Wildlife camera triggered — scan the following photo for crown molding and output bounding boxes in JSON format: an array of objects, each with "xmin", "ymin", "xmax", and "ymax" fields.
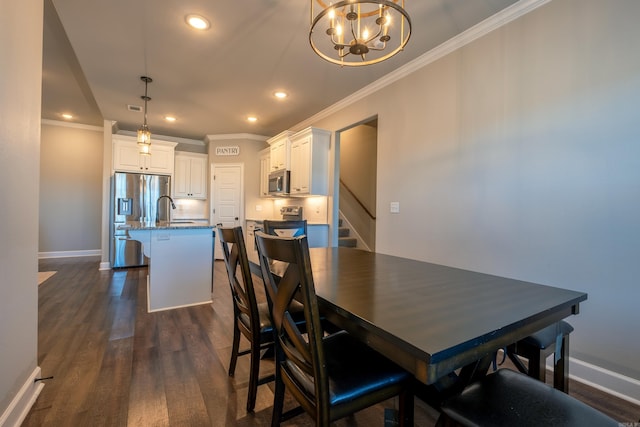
[
  {"xmin": 293, "ymin": 0, "xmax": 552, "ymax": 131},
  {"xmin": 41, "ymin": 119, "xmax": 103, "ymax": 132},
  {"xmin": 206, "ymin": 133, "xmax": 270, "ymax": 142}
]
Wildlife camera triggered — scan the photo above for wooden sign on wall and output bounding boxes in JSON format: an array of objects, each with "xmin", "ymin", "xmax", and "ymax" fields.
[{"xmin": 215, "ymin": 146, "xmax": 240, "ymax": 156}]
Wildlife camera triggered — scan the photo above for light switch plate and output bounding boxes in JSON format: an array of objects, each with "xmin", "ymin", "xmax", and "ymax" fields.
[{"xmin": 390, "ymin": 202, "xmax": 400, "ymax": 214}]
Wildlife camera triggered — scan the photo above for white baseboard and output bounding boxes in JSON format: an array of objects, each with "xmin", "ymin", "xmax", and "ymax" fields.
[
  {"xmin": 0, "ymin": 367, "xmax": 44, "ymax": 427},
  {"xmin": 569, "ymin": 358, "xmax": 640, "ymax": 406},
  {"xmin": 38, "ymin": 249, "xmax": 101, "ymax": 259},
  {"xmin": 99, "ymin": 261, "xmax": 111, "ymax": 270}
]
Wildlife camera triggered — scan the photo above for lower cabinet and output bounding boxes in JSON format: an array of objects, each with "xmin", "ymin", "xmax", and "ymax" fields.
[
  {"xmin": 245, "ymin": 220, "xmax": 329, "ymax": 265},
  {"xmin": 307, "ymin": 224, "xmax": 329, "ymax": 248}
]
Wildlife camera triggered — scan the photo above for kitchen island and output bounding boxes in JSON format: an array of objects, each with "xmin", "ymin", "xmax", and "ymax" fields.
[{"xmin": 120, "ymin": 222, "xmax": 215, "ymax": 312}]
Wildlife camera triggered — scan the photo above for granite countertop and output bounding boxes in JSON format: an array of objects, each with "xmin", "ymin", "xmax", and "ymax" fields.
[{"xmin": 118, "ymin": 221, "xmax": 214, "ymax": 231}]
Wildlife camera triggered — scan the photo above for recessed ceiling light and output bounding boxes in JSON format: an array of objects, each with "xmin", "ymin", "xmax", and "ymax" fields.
[
  {"xmin": 247, "ymin": 116, "xmax": 258, "ymax": 123},
  {"xmin": 61, "ymin": 113, "xmax": 73, "ymax": 120},
  {"xmin": 185, "ymin": 14, "xmax": 210, "ymax": 30},
  {"xmin": 274, "ymin": 91, "xmax": 288, "ymax": 99},
  {"xmin": 164, "ymin": 116, "xmax": 177, "ymax": 122}
]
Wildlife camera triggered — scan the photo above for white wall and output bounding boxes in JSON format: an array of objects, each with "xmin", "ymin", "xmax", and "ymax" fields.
[
  {"xmin": 307, "ymin": 0, "xmax": 640, "ymax": 391},
  {"xmin": 0, "ymin": 0, "xmax": 43, "ymax": 419}
]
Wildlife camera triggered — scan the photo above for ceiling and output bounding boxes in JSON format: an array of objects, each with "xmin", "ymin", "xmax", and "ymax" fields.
[{"xmin": 42, "ymin": 0, "xmax": 520, "ymax": 142}]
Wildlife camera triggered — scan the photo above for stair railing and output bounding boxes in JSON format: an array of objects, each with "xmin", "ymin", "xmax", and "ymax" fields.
[{"xmin": 339, "ymin": 179, "xmax": 376, "ymax": 220}]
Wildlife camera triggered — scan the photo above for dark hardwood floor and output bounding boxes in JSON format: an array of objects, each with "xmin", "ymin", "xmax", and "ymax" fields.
[{"xmin": 23, "ymin": 256, "xmax": 639, "ymax": 426}]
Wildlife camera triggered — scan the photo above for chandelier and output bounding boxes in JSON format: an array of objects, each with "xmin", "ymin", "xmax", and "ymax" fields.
[
  {"xmin": 137, "ymin": 76, "xmax": 153, "ymax": 155},
  {"xmin": 309, "ymin": 0, "xmax": 411, "ymax": 66}
]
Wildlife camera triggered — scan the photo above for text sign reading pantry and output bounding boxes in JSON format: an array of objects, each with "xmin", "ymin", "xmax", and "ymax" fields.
[{"xmin": 215, "ymin": 146, "xmax": 240, "ymax": 156}]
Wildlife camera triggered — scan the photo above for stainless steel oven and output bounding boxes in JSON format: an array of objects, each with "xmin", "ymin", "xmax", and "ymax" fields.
[{"xmin": 268, "ymin": 169, "xmax": 290, "ymax": 196}]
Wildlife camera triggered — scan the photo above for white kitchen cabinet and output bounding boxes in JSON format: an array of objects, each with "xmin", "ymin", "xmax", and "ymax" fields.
[
  {"xmin": 174, "ymin": 152, "xmax": 208, "ymax": 199},
  {"xmin": 289, "ymin": 127, "xmax": 331, "ymax": 196},
  {"xmin": 267, "ymin": 130, "xmax": 293, "ymax": 171},
  {"xmin": 113, "ymin": 136, "xmax": 176, "ymax": 174},
  {"xmin": 259, "ymin": 148, "xmax": 270, "ymax": 198}
]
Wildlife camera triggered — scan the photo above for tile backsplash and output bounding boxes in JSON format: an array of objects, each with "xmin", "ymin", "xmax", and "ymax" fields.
[{"xmin": 172, "ymin": 198, "xmax": 208, "ymax": 220}]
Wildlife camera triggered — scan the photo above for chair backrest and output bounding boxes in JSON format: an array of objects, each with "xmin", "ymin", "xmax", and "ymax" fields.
[
  {"xmin": 262, "ymin": 219, "xmax": 307, "ymax": 238},
  {"xmin": 218, "ymin": 226, "xmax": 261, "ymax": 335},
  {"xmin": 254, "ymin": 231, "xmax": 329, "ymax": 419}
]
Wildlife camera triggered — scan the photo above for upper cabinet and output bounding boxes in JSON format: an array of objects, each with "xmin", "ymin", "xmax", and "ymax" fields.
[
  {"xmin": 289, "ymin": 127, "xmax": 331, "ymax": 196},
  {"xmin": 259, "ymin": 147, "xmax": 271, "ymax": 198},
  {"xmin": 267, "ymin": 130, "xmax": 293, "ymax": 171},
  {"xmin": 113, "ymin": 135, "xmax": 176, "ymax": 175},
  {"xmin": 174, "ymin": 152, "xmax": 208, "ymax": 199}
]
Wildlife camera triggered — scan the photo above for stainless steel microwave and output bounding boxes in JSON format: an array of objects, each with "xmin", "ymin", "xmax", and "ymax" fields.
[{"xmin": 268, "ymin": 169, "xmax": 290, "ymax": 196}]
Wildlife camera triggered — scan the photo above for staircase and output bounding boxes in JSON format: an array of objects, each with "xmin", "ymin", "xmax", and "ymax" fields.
[{"xmin": 338, "ymin": 219, "xmax": 357, "ymax": 248}]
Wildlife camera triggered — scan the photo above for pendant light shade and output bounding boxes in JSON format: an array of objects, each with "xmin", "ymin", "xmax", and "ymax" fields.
[{"xmin": 137, "ymin": 76, "xmax": 153, "ymax": 155}]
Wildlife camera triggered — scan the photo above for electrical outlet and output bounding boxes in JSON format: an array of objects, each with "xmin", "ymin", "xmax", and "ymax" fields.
[
  {"xmin": 390, "ymin": 202, "xmax": 400, "ymax": 214},
  {"xmin": 255, "ymin": 205, "xmax": 263, "ymax": 211}
]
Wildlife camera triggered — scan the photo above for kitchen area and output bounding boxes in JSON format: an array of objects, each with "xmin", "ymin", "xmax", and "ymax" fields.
[{"xmin": 108, "ymin": 126, "xmax": 333, "ymax": 312}]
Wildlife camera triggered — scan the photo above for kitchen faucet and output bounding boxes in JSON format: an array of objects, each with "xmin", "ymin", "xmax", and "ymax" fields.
[{"xmin": 156, "ymin": 195, "xmax": 176, "ymax": 225}]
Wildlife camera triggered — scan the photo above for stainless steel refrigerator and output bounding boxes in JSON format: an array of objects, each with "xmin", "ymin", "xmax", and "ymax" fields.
[{"xmin": 111, "ymin": 172, "xmax": 172, "ymax": 268}]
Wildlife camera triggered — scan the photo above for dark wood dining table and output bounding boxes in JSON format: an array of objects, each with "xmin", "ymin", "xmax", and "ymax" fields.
[{"xmin": 308, "ymin": 247, "xmax": 587, "ymax": 390}]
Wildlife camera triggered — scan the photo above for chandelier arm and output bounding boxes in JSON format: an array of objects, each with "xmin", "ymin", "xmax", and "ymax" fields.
[
  {"xmin": 363, "ymin": 26, "xmax": 383, "ymax": 45},
  {"xmin": 367, "ymin": 43, "xmax": 388, "ymax": 52},
  {"xmin": 349, "ymin": 17, "xmax": 359, "ymax": 45},
  {"xmin": 330, "ymin": 32, "xmax": 346, "ymax": 49}
]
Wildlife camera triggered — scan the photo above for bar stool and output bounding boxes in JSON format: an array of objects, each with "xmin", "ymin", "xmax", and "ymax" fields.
[
  {"xmin": 437, "ymin": 368, "xmax": 618, "ymax": 426},
  {"xmin": 506, "ymin": 320, "xmax": 573, "ymax": 392}
]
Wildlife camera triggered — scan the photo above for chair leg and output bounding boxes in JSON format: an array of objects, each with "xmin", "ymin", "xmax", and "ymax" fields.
[
  {"xmin": 228, "ymin": 321, "xmax": 241, "ymax": 376},
  {"xmin": 528, "ymin": 350, "xmax": 547, "ymax": 385},
  {"xmin": 553, "ymin": 335, "xmax": 570, "ymax": 393},
  {"xmin": 398, "ymin": 389, "xmax": 414, "ymax": 427},
  {"xmin": 246, "ymin": 338, "xmax": 261, "ymax": 412},
  {"xmin": 271, "ymin": 369, "xmax": 285, "ymax": 427}
]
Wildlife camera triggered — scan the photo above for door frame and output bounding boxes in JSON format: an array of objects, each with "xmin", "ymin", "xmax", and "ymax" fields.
[{"xmin": 210, "ymin": 162, "xmax": 244, "ymax": 259}]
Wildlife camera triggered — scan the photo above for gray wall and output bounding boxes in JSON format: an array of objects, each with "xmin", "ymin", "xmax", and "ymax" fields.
[
  {"xmin": 40, "ymin": 123, "xmax": 104, "ymax": 253},
  {"xmin": 0, "ymin": 0, "xmax": 42, "ymax": 415},
  {"xmin": 309, "ymin": 0, "xmax": 640, "ymax": 382}
]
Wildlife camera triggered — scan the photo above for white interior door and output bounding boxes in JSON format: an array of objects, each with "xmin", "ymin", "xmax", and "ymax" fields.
[{"xmin": 211, "ymin": 163, "xmax": 243, "ymax": 259}]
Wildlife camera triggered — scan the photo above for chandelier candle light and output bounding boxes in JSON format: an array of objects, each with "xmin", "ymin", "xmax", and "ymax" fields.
[
  {"xmin": 137, "ymin": 76, "xmax": 153, "ymax": 155},
  {"xmin": 309, "ymin": 0, "xmax": 411, "ymax": 66}
]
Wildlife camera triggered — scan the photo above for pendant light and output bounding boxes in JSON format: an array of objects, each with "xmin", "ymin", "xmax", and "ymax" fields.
[{"xmin": 137, "ymin": 76, "xmax": 153, "ymax": 155}]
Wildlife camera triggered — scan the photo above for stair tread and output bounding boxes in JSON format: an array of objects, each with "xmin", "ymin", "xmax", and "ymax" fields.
[{"xmin": 339, "ymin": 237, "xmax": 357, "ymax": 248}]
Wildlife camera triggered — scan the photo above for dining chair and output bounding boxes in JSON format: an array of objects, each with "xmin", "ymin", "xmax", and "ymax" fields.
[
  {"xmin": 505, "ymin": 320, "xmax": 574, "ymax": 392},
  {"xmin": 218, "ymin": 225, "xmax": 275, "ymax": 412},
  {"xmin": 262, "ymin": 219, "xmax": 307, "ymax": 237},
  {"xmin": 436, "ymin": 368, "xmax": 618, "ymax": 426},
  {"xmin": 255, "ymin": 231, "xmax": 414, "ymax": 427}
]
